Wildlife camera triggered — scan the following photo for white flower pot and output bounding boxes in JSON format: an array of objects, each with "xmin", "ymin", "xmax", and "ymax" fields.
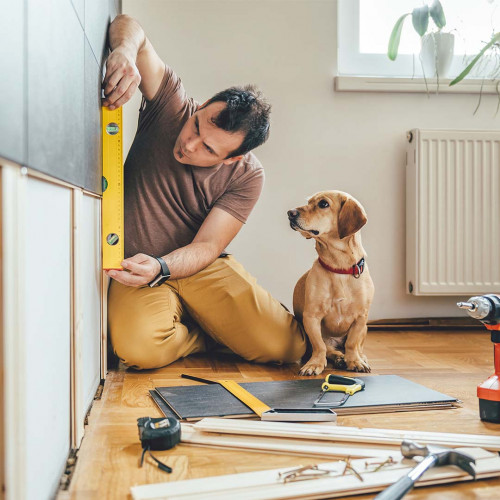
[{"xmin": 420, "ymin": 32, "xmax": 455, "ymax": 78}]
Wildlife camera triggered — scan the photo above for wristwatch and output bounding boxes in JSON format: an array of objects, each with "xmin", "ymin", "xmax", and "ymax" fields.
[{"xmin": 148, "ymin": 256, "xmax": 171, "ymax": 287}]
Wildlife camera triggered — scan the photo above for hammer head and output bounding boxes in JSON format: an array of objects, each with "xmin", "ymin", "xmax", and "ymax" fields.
[{"xmin": 401, "ymin": 440, "xmax": 476, "ymax": 479}]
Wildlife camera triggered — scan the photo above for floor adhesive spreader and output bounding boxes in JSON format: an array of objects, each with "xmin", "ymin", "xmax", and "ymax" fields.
[{"xmin": 458, "ymin": 294, "xmax": 500, "ymax": 423}]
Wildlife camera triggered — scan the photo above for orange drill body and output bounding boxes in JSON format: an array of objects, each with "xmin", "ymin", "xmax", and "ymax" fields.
[{"xmin": 457, "ymin": 294, "xmax": 500, "ymax": 423}]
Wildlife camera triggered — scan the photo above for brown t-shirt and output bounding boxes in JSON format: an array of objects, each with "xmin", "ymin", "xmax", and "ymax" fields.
[{"xmin": 124, "ymin": 66, "xmax": 265, "ymax": 259}]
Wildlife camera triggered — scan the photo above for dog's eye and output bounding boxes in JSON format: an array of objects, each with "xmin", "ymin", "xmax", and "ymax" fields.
[{"xmin": 318, "ymin": 200, "xmax": 329, "ymax": 209}]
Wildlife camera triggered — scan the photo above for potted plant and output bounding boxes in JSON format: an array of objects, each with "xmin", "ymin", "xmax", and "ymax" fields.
[
  {"xmin": 450, "ymin": 32, "xmax": 500, "ymax": 85},
  {"xmin": 388, "ymin": 0, "xmax": 455, "ymax": 79}
]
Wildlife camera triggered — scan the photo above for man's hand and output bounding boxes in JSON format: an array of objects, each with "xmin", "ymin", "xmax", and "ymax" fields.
[
  {"xmin": 106, "ymin": 253, "xmax": 160, "ymax": 287},
  {"xmin": 102, "ymin": 47, "xmax": 141, "ymax": 110}
]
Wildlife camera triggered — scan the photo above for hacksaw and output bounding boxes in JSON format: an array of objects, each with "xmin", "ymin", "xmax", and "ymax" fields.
[
  {"xmin": 180, "ymin": 374, "xmax": 337, "ymax": 422},
  {"xmin": 102, "ymin": 106, "xmax": 124, "ymax": 270}
]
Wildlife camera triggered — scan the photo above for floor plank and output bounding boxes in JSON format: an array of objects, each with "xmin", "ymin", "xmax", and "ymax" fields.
[{"xmin": 64, "ymin": 330, "xmax": 500, "ymax": 499}]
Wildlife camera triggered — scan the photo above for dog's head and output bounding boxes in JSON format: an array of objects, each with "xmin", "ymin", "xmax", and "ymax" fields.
[{"xmin": 287, "ymin": 190, "xmax": 367, "ymax": 240}]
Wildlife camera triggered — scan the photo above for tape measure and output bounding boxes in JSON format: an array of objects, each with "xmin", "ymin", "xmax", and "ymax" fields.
[
  {"xmin": 137, "ymin": 417, "xmax": 181, "ymax": 474},
  {"xmin": 102, "ymin": 106, "xmax": 124, "ymax": 270}
]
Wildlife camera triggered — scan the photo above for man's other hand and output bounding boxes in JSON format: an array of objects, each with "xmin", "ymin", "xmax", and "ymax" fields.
[
  {"xmin": 106, "ymin": 253, "xmax": 160, "ymax": 287},
  {"xmin": 102, "ymin": 48, "xmax": 141, "ymax": 110}
]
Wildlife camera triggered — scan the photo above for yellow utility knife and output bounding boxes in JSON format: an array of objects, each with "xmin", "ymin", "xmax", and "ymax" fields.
[{"xmin": 314, "ymin": 374, "xmax": 365, "ymax": 407}]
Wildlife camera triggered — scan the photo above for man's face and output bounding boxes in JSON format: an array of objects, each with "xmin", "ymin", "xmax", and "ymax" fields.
[{"xmin": 173, "ymin": 102, "xmax": 245, "ymax": 167}]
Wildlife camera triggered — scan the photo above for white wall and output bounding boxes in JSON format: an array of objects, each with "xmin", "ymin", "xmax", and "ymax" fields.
[{"xmin": 123, "ymin": 0, "xmax": 500, "ymax": 319}]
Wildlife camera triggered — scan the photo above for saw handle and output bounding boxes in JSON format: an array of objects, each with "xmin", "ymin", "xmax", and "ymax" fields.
[{"xmin": 322, "ymin": 374, "xmax": 365, "ymax": 395}]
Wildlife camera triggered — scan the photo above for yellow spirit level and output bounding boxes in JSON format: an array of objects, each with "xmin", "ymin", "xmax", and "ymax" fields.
[{"xmin": 102, "ymin": 106, "xmax": 124, "ymax": 270}]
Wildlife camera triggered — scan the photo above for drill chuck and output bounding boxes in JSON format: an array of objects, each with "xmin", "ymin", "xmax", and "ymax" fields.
[{"xmin": 457, "ymin": 294, "xmax": 500, "ymax": 325}]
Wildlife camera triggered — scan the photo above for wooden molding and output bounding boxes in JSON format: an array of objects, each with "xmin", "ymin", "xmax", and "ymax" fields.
[
  {"xmin": 1, "ymin": 164, "xmax": 27, "ymax": 499},
  {"xmin": 192, "ymin": 418, "xmax": 500, "ymax": 451},
  {"xmin": 131, "ymin": 447, "xmax": 500, "ymax": 499}
]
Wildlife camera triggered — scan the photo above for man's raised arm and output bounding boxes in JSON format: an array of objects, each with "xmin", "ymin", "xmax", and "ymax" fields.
[{"xmin": 103, "ymin": 14, "xmax": 165, "ymax": 109}]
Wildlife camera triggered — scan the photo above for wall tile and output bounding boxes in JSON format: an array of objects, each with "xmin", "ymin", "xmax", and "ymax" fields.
[
  {"xmin": 86, "ymin": 0, "xmax": 114, "ymax": 62},
  {"xmin": 71, "ymin": 0, "xmax": 84, "ymax": 28},
  {"xmin": 0, "ymin": 0, "xmax": 25, "ymax": 163},
  {"xmin": 84, "ymin": 38, "xmax": 102, "ymax": 194},
  {"xmin": 27, "ymin": 0, "xmax": 85, "ymax": 186}
]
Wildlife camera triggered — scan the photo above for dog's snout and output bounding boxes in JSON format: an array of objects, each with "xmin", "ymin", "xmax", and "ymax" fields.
[{"xmin": 287, "ymin": 209, "xmax": 299, "ymax": 220}]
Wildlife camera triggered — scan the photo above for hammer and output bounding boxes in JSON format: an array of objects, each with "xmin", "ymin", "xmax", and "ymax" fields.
[{"xmin": 374, "ymin": 440, "xmax": 476, "ymax": 500}]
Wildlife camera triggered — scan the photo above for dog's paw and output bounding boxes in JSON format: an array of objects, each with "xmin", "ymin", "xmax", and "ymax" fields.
[
  {"xmin": 299, "ymin": 357, "xmax": 327, "ymax": 376},
  {"xmin": 332, "ymin": 355, "xmax": 347, "ymax": 370},
  {"xmin": 345, "ymin": 358, "xmax": 371, "ymax": 373}
]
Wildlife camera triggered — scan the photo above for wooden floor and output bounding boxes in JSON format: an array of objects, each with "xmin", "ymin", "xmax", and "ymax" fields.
[{"xmin": 63, "ymin": 330, "xmax": 500, "ymax": 499}]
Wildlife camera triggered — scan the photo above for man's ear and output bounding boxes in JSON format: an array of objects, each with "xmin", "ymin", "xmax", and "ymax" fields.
[
  {"xmin": 338, "ymin": 198, "xmax": 367, "ymax": 239},
  {"xmin": 222, "ymin": 155, "xmax": 243, "ymax": 165}
]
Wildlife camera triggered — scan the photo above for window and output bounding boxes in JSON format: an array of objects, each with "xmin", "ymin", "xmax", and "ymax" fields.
[{"xmin": 338, "ymin": 0, "xmax": 499, "ymax": 79}]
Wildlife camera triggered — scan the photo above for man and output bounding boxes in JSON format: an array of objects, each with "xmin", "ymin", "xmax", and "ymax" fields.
[{"xmin": 103, "ymin": 14, "xmax": 306, "ymax": 370}]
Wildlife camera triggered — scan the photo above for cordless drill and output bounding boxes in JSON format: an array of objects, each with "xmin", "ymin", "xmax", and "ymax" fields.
[{"xmin": 457, "ymin": 294, "xmax": 500, "ymax": 423}]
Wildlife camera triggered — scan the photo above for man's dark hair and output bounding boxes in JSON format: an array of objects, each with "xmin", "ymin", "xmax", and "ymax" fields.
[{"xmin": 205, "ymin": 85, "xmax": 271, "ymax": 158}]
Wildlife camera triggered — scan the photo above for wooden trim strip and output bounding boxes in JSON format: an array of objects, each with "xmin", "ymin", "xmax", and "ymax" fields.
[
  {"xmin": 1, "ymin": 164, "xmax": 27, "ymax": 499},
  {"xmin": 130, "ymin": 448, "xmax": 500, "ymax": 499},
  {"xmin": 193, "ymin": 418, "xmax": 500, "ymax": 450},
  {"xmin": 181, "ymin": 425, "xmax": 400, "ymax": 459}
]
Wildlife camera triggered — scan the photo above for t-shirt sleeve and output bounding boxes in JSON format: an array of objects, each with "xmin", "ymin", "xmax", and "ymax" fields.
[
  {"xmin": 137, "ymin": 64, "xmax": 191, "ymax": 131},
  {"xmin": 213, "ymin": 165, "xmax": 265, "ymax": 223}
]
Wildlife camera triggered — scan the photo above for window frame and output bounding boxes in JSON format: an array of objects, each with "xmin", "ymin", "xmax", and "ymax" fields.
[{"xmin": 337, "ymin": 0, "xmax": 495, "ymax": 79}]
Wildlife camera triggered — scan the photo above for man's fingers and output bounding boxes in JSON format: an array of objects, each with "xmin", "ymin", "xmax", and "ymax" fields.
[
  {"xmin": 126, "ymin": 253, "xmax": 151, "ymax": 264},
  {"xmin": 103, "ymin": 67, "xmax": 124, "ymax": 98},
  {"xmin": 104, "ymin": 78, "xmax": 138, "ymax": 108},
  {"xmin": 121, "ymin": 257, "xmax": 148, "ymax": 273},
  {"xmin": 107, "ymin": 270, "xmax": 146, "ymax": 287},
  {"xmin": 103, "ymin": 81, "xmax": 130, "ymax": 107},
  {"xmin": 110, "ymin": 82, "xmax": 139, "ymax": 109}
]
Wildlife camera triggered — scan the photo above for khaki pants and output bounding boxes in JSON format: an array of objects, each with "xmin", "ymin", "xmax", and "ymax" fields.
[{"xmin": 108, "ymin": 255, "xmax": 306, "ymax": 370}]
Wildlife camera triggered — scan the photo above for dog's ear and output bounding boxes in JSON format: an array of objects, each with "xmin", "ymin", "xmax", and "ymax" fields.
[{"xmin": 338, "ymin": 198, "xmax": 367, "ymax": 239}]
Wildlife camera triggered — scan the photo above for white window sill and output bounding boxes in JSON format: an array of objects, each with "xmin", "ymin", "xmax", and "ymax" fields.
[{"xmin": 335, "ymin": 76, "xmax": 499, "ymax": 94}]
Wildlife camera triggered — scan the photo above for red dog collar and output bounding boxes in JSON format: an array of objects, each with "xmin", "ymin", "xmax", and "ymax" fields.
[{"xmin": 318, "ymin": 257, "xmax": 365, "ymax": 279}]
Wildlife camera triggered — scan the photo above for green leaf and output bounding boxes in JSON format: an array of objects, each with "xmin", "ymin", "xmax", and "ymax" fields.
[
  {"xmin": 388, "ymin": 13, "xmax": 410, "ymax": 61},
  {"xmin": 430, "ymin": 0, "xmax": 446, "ymax": 29},
  {"xmin": 412, "ymin": 5, "xmax": 429, "ymax": 37},
  {"xmin": 450, "ymin": 32, "xmax": 500, "ymax": 85}
]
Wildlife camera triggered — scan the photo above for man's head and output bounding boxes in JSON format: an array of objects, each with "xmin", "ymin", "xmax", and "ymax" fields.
[{"xmin": 173, "ymin": 85, "xmax": 271, "ymax": 167}]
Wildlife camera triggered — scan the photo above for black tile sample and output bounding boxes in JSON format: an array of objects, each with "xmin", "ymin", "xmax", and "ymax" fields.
[{"xmin": 155, "ymin": 376, "xmax": 458, "ymax": 420}]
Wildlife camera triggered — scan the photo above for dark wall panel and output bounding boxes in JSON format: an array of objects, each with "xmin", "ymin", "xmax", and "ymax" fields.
[
  {"xmin": 71, "ymin": 0, "xmax": 85, "ymax": 28},
  {"xmin": 27, "ymin": 0, "xmax": 85, "ymax": 186},
  {"xmin": 0, "ymin": 0, "xmax": 25, "ymax": 164},
  {"xmin": 84, "ymin": 38, "xmax": 102, "ymax": 193},
  {"xmin": 5, "ymin": 0, "xmax": 118, "ymax": 193},
  {"xmin": 86, "ymin": 0, "xmax": 113, "ymax": 63}
]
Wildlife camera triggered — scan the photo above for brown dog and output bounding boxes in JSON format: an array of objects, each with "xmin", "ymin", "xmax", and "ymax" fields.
[{"xmin": 288, "ymin": 190, "xmax": 374, "ymax": 376}]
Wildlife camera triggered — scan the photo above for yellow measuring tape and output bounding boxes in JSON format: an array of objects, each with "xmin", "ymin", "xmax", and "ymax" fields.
[
  {"xmin": 218, "ymin": 380, "xmax": 272, "ymax": 417},
  {"xmin": 102, "ymin": 106, "xmax": 124, "ymax": 270}
]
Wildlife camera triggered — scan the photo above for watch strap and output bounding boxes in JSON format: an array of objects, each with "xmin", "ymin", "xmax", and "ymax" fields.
[{"xmin": 148, "ymin": 256, "xmax": 171, "ymax": 287}]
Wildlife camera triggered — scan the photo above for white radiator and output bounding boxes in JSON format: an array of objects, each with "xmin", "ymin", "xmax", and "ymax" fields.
[{"xmin": 406, "ymin": 129, "xmax": 500, "ymax": 296}]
